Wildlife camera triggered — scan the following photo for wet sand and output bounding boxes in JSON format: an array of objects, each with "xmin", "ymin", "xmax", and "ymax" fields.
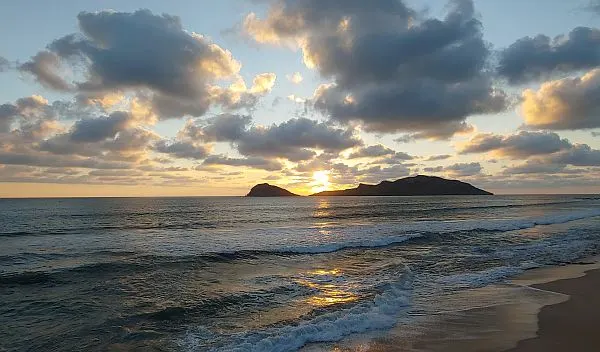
[
  {"xmin": 310, "ymin": 260, "xmax": 600, "ymax": 352},
  {"xmin": 506, "ymin": 268, "xmax": 600, "ymax": 352}
]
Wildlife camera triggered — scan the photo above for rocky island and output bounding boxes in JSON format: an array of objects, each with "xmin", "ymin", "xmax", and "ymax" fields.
[
  {"xmin": 246, "ymin": 176, "xmax": 492, "ymax": 197},
  {"xmin": 246, "ymin": 183, "xmax": 300, "ymax": 197},
  {"xmin": 311, "ymin": 175, "xmax": 492, "ymax": 196}
]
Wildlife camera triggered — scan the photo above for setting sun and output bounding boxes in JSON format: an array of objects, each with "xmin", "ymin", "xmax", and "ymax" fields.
[{"xmin": 312, "ymin": 171, "xmax": 331, "ymax": 193}]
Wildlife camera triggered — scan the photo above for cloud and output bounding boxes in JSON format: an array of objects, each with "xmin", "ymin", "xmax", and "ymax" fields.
[
  {"xmin": 154, "ymin": 140, "xmax": 210, "ymax": 160},
  {"xmin": 503, "ymin": 161, "xmax": 567, "ymax": 175},
  {"xmin": 522, "ymin": 69, "xmax": 600, "ymax": 130},
  {"xmin": 0, "ymin": 56, "xmax": 10, "ymax": 72},
  {"xmin": 498, "ymin": 27, "xmax": 600, "ymax": 84},
  {"xmin": 546, "ymin": 144, "xmax": 600, "ymax": 166},
  {"xmin": 19, "ymin": 51, "xmax": 72, "ymax": 91},
  {"xmin": 423, "ymin": 166, "xmax": 444, "ymax": 173},
  {"xmin": 182, "ymin": 114, "xmax": 252, "ymax": 142},
  {"xmin": 444, "ymin": 162, "xmax": 483, "ymax": 176},
  {"xmin": 460, "ymin": 130, "xmax": 600, "ymax": 172},
  {"xmin": 184, "ymin": 115, "xmax": 362, "ymax": 161},
  {"xmin": 587, "ymin": 1, "xmax": 600, "ymax": 14},
  {"xmin": 0, "ymin": 151, "xmax": 131, "ymax": 169},
  {"xmin": 459, "ymin": 131, "xmax": 572, "ymax": 158},
  {"xmin": 347, "ymin": 144, "xmax": 395, "ymax": 159},
  {"xmin": 201, "ymin": 155, "xmax": 283, "ymax": 171},
  {"xmin": 245, "ymin": 0, "xmax": 508, "ymax": 138},
  {"xmin": 592, "ymin": 131, "xmax": 600, "ymax": 137},
  {"xmin": 287, "ymin": 72, "xmax": 303, "ymax": 84},
  {"xmin": 19, "ymin": 10, "xmax": 272, "ymax": 119},
  {"xmin": 287, "ymin": 94, "xmax": 307, "ymax": 103},
  {"xmin": 69, "ymin": 111, "xmax": 132, "ymax": 143},
  {"xmin": 0, "ymin": 95, "xmax": 57, "ymax": 133},
  {"xmin": 424, "ymin": 154, "xmax": 452, "ymax": 161}
]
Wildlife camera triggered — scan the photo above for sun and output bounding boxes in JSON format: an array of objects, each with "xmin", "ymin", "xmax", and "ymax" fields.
[{"xmin": 312, "ymin": 171, "xmax": 331, "ymax": 193}]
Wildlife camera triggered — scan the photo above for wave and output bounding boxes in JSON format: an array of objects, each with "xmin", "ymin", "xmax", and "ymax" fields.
[
  {"xmin": 437, "ymin": 266, "xmax": 528, "ymax": 288},
  {"xmin": 181, "ymin": 267, "xmax": 413, "ymax": 352},
  {"xmin": 0, "ymin": 271, "xmax": 55, "ymax": 286}
]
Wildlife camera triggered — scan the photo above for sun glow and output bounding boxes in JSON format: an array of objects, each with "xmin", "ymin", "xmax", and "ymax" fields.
[{"xmin": 311, "ymin": 171, "xmax": 331, "ymax": 193}]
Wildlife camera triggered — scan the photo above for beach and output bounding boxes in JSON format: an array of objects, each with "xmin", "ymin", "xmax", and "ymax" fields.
[
  {"xmin": 507, "ymin": 266, "xmax": 600, "ymax": 352},
  {"xmin": 317, "ymin": 260, "xmax": 600, "ymax": 352}
]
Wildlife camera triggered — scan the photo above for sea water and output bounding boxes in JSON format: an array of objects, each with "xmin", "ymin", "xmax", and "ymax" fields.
[{"xmin": 1, "ymin": 195, "xmax": 600, "ymax": 351}]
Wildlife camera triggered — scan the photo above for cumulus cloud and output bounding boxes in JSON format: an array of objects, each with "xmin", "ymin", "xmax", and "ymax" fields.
[
  {"xmin": 69, "ymin": 112, "xmax": 132, "ymax": 143},
  {"xmin": 245, "ymin": 0, "xmax": 508, "ymax": 138},
  {"xmin": 287, "ymin": 72, "xmax": 303, "ymax": 84},
  {"xmin": 184, "ymin": 115, "xmax": 362, "ymax": 161},
  {"xmin": 201, "ymin": 155, "xmax": 283, "ymax": 171},
  {"xmin": 460, "ymin": 130, "xmax": 600, "ymax": 171},
  {"xmin": 424, "ymin": 154, "xmax": 452, "ymax": 161},
  {"xmin": 521, "ymin": 69, "xmax": 600, "ymax": 130},
  {"xmin": 444, "ymin": 162, "xmax": 483, "ymax": 176},
  {"xmin": 19, "ymin": 51, "xmax": 72, "ymax": 91},
  {"xmin": 0, "ymin": 56, "xmax": 10, "ymax": 72},
  {"xmin": 19, "ymin": 10, "xmax": 273, "ymax": 119},
  {"xmin": 348, "ymin": 144, "xmax": 395, "ymax": 159},
  {"xmin": 546, "ymin": 144, "xmax": 600, "ymax": 166},
  {"xmin": 154, "ymin": 140, "xmax": 210, "ymax": 160},
  {"xmin": 459, "ymin": 131, "xmax": 572, "ymax": 158},
  {"xmin": 0, "ymin": 95, "xmax": 54, "ymax": 128},
  {"xmin": 498, "ymin": 27, "xmax": 600, "ymax": 84}
]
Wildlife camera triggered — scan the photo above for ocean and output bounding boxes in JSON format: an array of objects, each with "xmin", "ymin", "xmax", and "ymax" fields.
[{"xmin": 1, "ymin": 195, "xmax": 600, "ymax": 351}]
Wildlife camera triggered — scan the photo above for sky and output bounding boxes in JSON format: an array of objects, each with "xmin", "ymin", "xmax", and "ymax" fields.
[{"xmin": 0, "ymin": 0, "xmax": 599, "ymax": 197}]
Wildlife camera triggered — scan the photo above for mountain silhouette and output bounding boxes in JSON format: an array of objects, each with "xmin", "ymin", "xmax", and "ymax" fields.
[
  {"xmin": 310, "ymin": 175, "xmax": 492, "ymax": 196},
  {"xmin": 247, "ymin": 176, "xmax": 492, "ymax": 197},
  {"xmin": 246, "ymin": 183, "xmax": 300, "ymax": 197}
]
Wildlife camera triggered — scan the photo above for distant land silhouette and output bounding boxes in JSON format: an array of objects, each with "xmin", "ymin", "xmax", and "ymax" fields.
[
  {"xmin": 247, "ymin": 175, "xmax": 492, "ymax": 197},
  {"xmin": 246, "ymin": 183, "xmax": 300, "ymax": 197}
]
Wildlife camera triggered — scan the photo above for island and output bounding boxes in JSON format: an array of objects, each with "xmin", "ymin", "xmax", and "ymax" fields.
[
  {"xmin": 246, "ymin": 176, "xmax": 492, "ymax": 197},
  {"xmin": 246, "ymin": 183, "xmax": 300, "ymax": 197},
  {"xmin": 311, "ymin": 175, "xmax": 492, "ymax": 196}
]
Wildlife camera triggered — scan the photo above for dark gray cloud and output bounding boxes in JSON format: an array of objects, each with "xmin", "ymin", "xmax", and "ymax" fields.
[
  {"xmin": 459, "ymin": 131, "xmax": 572, "ymax": 158},
  {"xmin": 0, "ymin": 56, "xmax": 10, "ymax": 72},
  {"xmin": 0, "ymin": 151, "xmax": 131, "ymax": 169},
  {"xmin": 246, "ymin": 0, "xmax": 508, "ymax": 138},
  {"xmin": 0, "ymin": 95, "xmax": 57, "ymax": 133},
  {"xmin": 423, "ymin": 166, "xmax": 444, "ymax": 173},
  {"xmin": 498, "ymin": 27, "xmax": 600, "ymax": 84},
  {"xmin": 424, "ymin": 154, "xmax": 452, "ymax": 161},
  {"xmin": 462, "ymin": 131, "xmax": 600, "ymax": 171},
  {"xmin": 69, "ymin": 111, "xmax": 131, "ymax": 142},
  {"xmin": 444, "ymin": 162, "xmax": 483, "ymax": 176},
  {"xmin": 182, "ymin": 114, "xmax": 252, "ymax": 142},
  {"xmin": 547, "ymin": 144, "xmax": 600, "ymax": 166},
  {"xmin": 184, "ymin": 115, "xmax": 362, "ymax": 161},
  {"xmin": 154, "ymin": 140, "xmax": 209, "ymax": 160},
  {"xmin": 19, "ymin": 10, "xmax": 272, "ymax": 119},
  {"xmin": 348, "ymin": 144, "xmax": 395, "ymax": 159},
  {"xmin": 19, "ymin": 51, "xmax": 72, "ymax": 91},
  {"xmin": 521, "ymin": 68, "xmax": 600, "ymax": 130},
  {"xmin": 503, "ymin": 162, "xmax": 567, "ymax": 175},
  {"xmin": 201, "ymin": 155, "xmax": 283, "ymax": 171}
]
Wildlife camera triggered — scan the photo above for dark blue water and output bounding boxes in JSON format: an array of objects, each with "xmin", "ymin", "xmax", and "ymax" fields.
[{"xmin": 1, "ymin": 195, "xmax": 600, "ymax": 351}]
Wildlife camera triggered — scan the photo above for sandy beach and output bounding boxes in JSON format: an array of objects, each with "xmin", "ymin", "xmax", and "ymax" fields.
[
  {"xmin": 312, "ymin": 260, "xmax": 600, "ymax": 352},
  {"xmin": 507, "ymin": 268, "xmax": 600, "ymax": 352}
]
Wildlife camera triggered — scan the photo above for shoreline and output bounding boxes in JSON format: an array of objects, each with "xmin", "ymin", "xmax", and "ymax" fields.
[
  {"xmin": 505, "ymin": 265, "xmax": 600, "ymax": 351},
  {"xmin": 311, "ymin": 258, "xmax": 600, "ymax": 351}
]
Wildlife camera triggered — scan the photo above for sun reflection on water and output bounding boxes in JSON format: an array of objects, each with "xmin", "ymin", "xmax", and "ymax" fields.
[{"xmin": 298, "ymin": 268, "xmax": 359, "ymax": 307}]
